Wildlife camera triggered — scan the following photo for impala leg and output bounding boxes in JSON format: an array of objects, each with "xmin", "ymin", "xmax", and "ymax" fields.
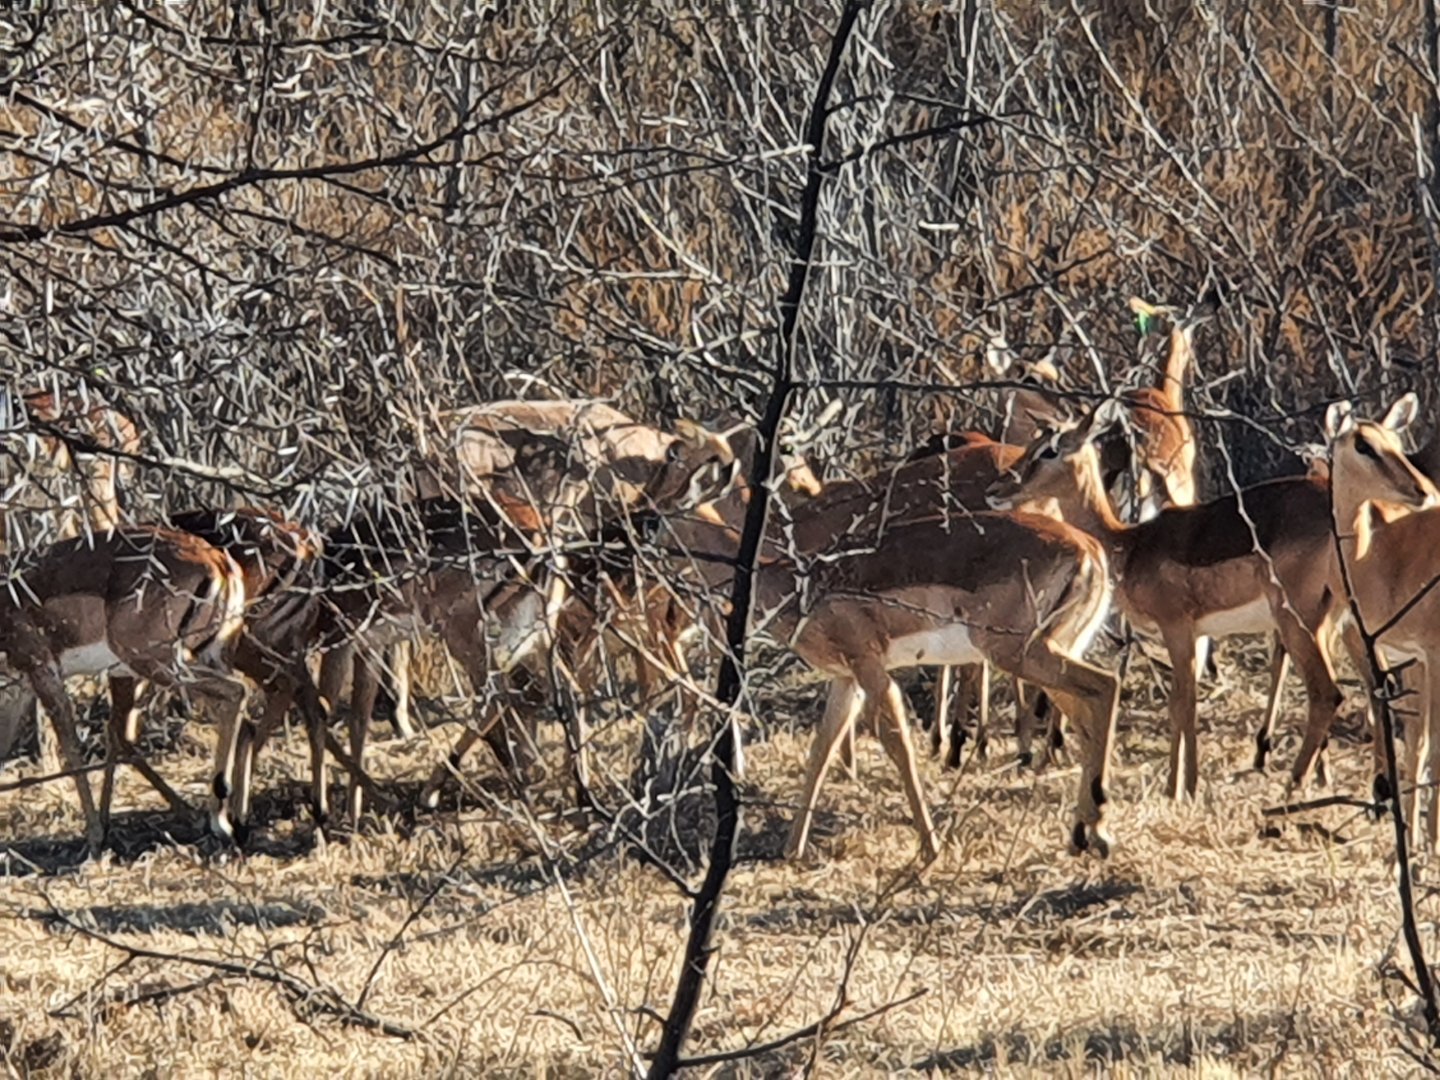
[
  {"xmin": 31, "ymin": 664, "xmax": 102, "ymax": 853},
  {"xmin": 869, "ymin": 669, "xmax": 939, "ymax": 864},
  {"xmin": 1015, "ymin": 679, "xmax": 1037, "ymax": 768},
  {"xmin": 1254, "ymin": 634, "xmax": 1289, "ymax": 771},
  {"xmin": 1399, "ymin": 663, "xmax": 1428, "ymax": 851},
  {"xmin": 1012, "ymin": 645, "xmax": 1119, "ymax": 856},
  {"xmin": 100, "ymin": 675, "xmax": 140, "ymax": 831},
  {"xmin": 99, "ymin": 666, "xmax": 195, "ymax": 826},
  {"xmin": 784, "ymin": 678, "xmax": 865, "ymax": 860},
  {"xmin": 192, "ymin": 673, "xmax": 249, "ymax": 844},
  {"xmin": 235, "ymin": 678, "xmax": 298, "ymax": 827},
  {"xmin": 346, "ymin": 651, "xmax": 381, "ymax": 827},
  {"xmin": 420, "ymin": 616, "xmax": 507, "ymax": 809},
  {"xmin": 1424, "ymin": 658, "xmax": 1440, "ymax": 854},
  {"xmin": 1161, "ymin": 631, "xmax": 1200, "ymax": 800},
  {"xmin": 929, "ymin": 665, "xmax": 951, "ymax": 759},
  {"xmin": 948, "ymin": 661, "xmax": 992, "ymax": 766},
  {"xmin": 317, "ymin": 642, "xmax": 351, "ymax": 715},
  {"xmin": 421, "ymin": 728, "xmax": 483, "ymax": 810},
  {"xmin": 289, "ymin": 667, "xmax": 331, "ymax": 824},
  {"xmin": 1336, "ymin": 618, "xmax": 1390, "ymax": 805},
  {"xmin": 1281, "ymin": 615, "xmax": 1344, "ymax": 794},
  {"xmin": 388, "ymin": 640, "xmax": 416, "ymax": 738},
  {"xmin": 972, "ymin": 660, "xmax": 990, "ymax": 763},
  {"xmin": 837, "ymin": 723, "xmax": 858, "ymax": 781}
]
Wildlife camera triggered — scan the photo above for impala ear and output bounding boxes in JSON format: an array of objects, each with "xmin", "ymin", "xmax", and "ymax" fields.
[
  {"xmin": 1381, "ymin": 392, "xmax": 1420, "ymax": 434},
  {"xmin": 1030, "ymin": 357, "xmax": 1061, "ymax": 385},
  {"xmin": 1087, "ymin": 398, "xmax": 1126, "ymax": 438},
  {"xmin": 1323, "ymin": 400, "xmax": 1355, "ymax": 441}
]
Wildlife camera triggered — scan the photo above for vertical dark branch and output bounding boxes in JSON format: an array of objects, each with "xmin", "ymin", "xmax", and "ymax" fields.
[
  {"xmin": 643, "ymin": 4, "xmax": 868, "ymax": 1076},
  {"xmin": 1426, "ymin": 0, "xmax": 1440, "ymax": 372},
  {"xmin": 1323, "ymin": 1, "xmax": 1339, "ymax": 122}
]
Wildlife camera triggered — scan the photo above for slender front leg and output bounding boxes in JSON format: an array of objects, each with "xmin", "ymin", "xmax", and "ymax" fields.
[
  {"xmin": 785, "ymin": 678, "xmax": 865, "ymax": 860},
  {"xmin": 347, "ymin": 651, "xmax": 381, "ymax": 826},
  {"xmin": 100, "ymin": 675, "xmax": 139, "ymax": 832},
  {"xmin": 1254, "ymin": 634, "xmax": 1289, "ymax": 771},
  {"xmin": 31, "ymin": 665, "xmax": 102, "ymax": 853},
  {"xmin": 1162, "ymin": 631, "xmax": 1199, "ymax": 800},
  {"xmin": 388, "ymin": 640, "xmax": 416, "ymax": 738},
  {"xmin": 870, "ymin": 673, "xmax": 939, "ymax": 864}
]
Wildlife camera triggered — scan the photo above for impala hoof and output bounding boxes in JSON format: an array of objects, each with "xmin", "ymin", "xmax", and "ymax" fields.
[
  {"xmin": 1070, "ymin": 822, "xmax": 1112, "ymax": 859},
  {"xmin": 1371, "ymin": 775, "xmax": 1393, "ymax": 818}
]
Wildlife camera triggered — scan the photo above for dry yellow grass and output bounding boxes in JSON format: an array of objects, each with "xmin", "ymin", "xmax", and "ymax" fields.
[{"xmin": 1, "ymin": 639, "xmax": 1435, "ymax": 1077}]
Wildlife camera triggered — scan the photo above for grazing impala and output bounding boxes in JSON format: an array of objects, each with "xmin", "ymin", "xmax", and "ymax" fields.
[
  {"xmin": 321, "ymin": 496, "xmax": 559, "ymax": 824},
  {"xmin": 0, "ymin": 528, "xmax": 247, "ymax": 850},
  {"xmin": 987, "ymin": 398, "xmax": 1438, "ymax": 799},
  {"xmin": 1323, "ymin": 397, "xmax": 1440, "ymax": 847}
]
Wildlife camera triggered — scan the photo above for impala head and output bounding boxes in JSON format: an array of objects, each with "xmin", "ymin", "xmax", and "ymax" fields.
[
  {"xmin": 985, "ymin": 334, "xmax": 1061, "ymax": 388},
  {"xmin": 1324, "ymin": 393, "xmax": 1439, "ymax": 516},
  {"xmin": 986, "ymin": 400, "xmax": 1124, "ymax": 513},
  {"xmin": 642, "ymin": 406, "xmax": 834, "ymax": 516}
]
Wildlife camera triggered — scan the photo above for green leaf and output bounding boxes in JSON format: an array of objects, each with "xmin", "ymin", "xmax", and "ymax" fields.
[{"xmin": 1134, "ymin": 311, "xmax": 1154, "ymax": 336}]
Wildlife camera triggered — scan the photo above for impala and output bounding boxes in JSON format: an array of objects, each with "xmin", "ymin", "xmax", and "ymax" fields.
[
  {"xmin": 97, "ymin": 509, "xmax": 331, "ymax": 842},
  {"xmin": 1323, "ymin": 397, "xmax": 1440, "ymax": 847},
  {"xmin": 646, "ymin": 441, "xmax": 1120, "ymax": 862},
  {"xmin": 987, "ymin": 398, "xmax": 1437, "ymax": 799},
  {"xmin": 320, "ymin": 495, "xmax": 559, "ymax": 824},
  {"xmin": 3, "ymin": 385, "xmax": 141, "ymax": 541},
  {"xmin": 0, "ymin": 527, "xmax": 247, "ymax": 850}
]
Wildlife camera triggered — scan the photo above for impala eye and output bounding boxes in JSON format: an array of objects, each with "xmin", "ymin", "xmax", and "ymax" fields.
[
  {"xmin": 1039, "ymin": 443, "xmax": 1059, "ymax": 461},
  {"xmin": 1356, "ymin": 436, "xmax": 1378, "ymax": 460}
]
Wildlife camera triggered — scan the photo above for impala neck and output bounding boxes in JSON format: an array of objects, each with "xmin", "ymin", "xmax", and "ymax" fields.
[
  {"xmin": 1058, "ymin": 449, "xmax": 1133, "ymax": 559},
  {"xmin": 1158, "ymin": 323, "xmax": 1193, "ymax": 409}
]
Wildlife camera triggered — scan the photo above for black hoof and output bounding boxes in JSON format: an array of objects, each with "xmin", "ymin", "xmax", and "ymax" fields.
[{"xmin": 1253, "ymin": 732, "xmax": 1272, "ymax": 771}]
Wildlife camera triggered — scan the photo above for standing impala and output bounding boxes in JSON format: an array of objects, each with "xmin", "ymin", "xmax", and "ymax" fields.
[
  {"xmin": 98, "ymin": 509, "xmax": 331, "ymax": 843},
  {"xmin": 1323, "ymin": 397, "xmax": 1440, "ymax": 847},
  {"xmin": 652, "ymin": 446, "xmax": 1120, "ymax": 863},
  {"xmin": 987, "ymin": 398, "xmax": 1437, "ymax": 799},
  {"xmin": 0, "ymin": 528, "xmax": 248, "ymax": 851}
]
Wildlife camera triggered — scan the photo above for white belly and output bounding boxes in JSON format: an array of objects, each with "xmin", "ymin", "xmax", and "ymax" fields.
[
  {"xmin": 883, "ymin": 625, "xmax": 982, "ymax": 670},
  {"xmin": 59, "ymin": 640, "xmax": 134, "ymax": 678},
  {"xmin": 1195, "ymin": 596, "xmax": 1273, "ymax": 638}
]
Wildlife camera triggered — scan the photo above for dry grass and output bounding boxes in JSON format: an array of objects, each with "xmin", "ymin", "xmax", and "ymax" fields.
[{"xmin": 1, "ymin": 638, "xmax": 1436, "ymax": 1077}]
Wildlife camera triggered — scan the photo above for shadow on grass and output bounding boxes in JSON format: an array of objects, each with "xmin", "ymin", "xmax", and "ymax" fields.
[
  {"xmin": 21, "ymin": 896, "xmax": 328, "ymax": 937},
  {"xmin": 740, "ymin": 876, "xmax": 1143, "ymax": 934},
  {"xmin": 912, "ymin": 1008, "xmax": 1300, "ymax": 1071}
]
